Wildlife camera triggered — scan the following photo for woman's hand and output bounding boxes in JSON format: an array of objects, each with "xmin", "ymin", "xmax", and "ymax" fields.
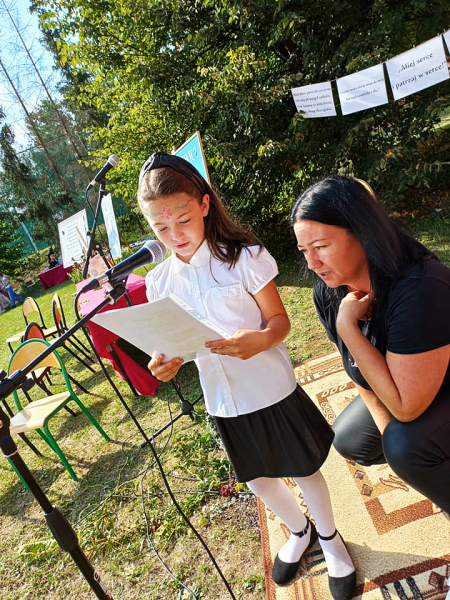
[
  {"xmin": 148, "ymin": 353, "xmax": 184, "ymax": 382},
  {"xmin": 337, "ymin": 290, "xmax": 374, "ymax": 334},
  {"xmin": 205, "ymin": 329, "xmax": 268, "ymax": 360}
]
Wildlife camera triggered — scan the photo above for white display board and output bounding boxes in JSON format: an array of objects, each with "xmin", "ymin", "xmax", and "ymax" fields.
[
  {"xmin": 101, "ymin": 193, "xmax": 122, "ymax": 259},
  {"xmin": 58, "ymin": 209, "xmax": 89, "ymax": 267}
]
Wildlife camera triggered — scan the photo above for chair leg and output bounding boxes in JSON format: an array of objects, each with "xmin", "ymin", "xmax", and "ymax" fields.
[
  {"xmin": 64, "ymin": 345, "xmax": 96, "ymax": 373},
  {"xmin": 67, "ymin": 373, "xmax": 91, "ymax": 395},
  {"xmin": 38, "ymin": 426, "xmax": 78, "ymax": 482},
  {"xmin": 36, "ymin": 378, "xmax": 53, "ymax": 395},
  {"xmin": 71, "ymin": 334, "xmax": 96, "ymax": 358},
  {"xmin": 1, "ymin": 400, "xmax": 43, "ymax": 458},
  {"xmin": 67, "ymin": 337, "xmax": 96, "ymax": 363},
  {"xmin": 71, "ymin": 396, "xmax": 110, "ymax": 442},
  {"xmin": 6, "ymin": 457, "xmax": 30, "ymax": 490},
  {"xmin": 18, "ymin": 432, "xmax": 43, "ymax": 457}
]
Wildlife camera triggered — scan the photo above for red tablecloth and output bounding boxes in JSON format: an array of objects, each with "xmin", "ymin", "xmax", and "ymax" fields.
[
  {"xmin": 76, "ymin": 274, "xmax": 159, "ymax": 397},
  {"xmin": 38, "ymin": 265, "xmax": 73, "ymax": 290}
]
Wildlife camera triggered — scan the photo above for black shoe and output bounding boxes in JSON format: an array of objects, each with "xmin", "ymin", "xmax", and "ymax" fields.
[
  {"xmin": 318, "ymin": 530, "xmax": 356, "ymax": 600},
  {"xmin": 272, "ymin": 517, "xmax": 318, "ymax": 586}
]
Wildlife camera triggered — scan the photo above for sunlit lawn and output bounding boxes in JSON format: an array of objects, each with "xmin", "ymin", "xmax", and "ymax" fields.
[{"xmin": 0, "ymin": 211, "xmax": 449, "ymax": 599}]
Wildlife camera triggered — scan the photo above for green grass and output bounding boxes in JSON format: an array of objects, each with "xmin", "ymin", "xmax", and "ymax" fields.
[{"xmin": 0, "ymin": 212, "xmax": 449, "ymax": 599}]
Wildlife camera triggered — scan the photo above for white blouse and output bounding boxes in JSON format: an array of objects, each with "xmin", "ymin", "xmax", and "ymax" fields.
[{"xmin": 145, "ymin": 240, "xmax": 296, "ymax": 417}]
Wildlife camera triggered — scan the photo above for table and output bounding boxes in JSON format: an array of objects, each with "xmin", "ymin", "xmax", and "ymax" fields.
[
  {"xmin": 38, "ymin": 265, "xmax": 73, "ymax": 290},
  {"xmin": 76, "ymin": 274, "xmax": 160, "ymax": 397}
]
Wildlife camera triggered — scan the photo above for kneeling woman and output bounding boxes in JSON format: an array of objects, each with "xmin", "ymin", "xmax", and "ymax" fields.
[{"xmin": 291, "ymin": 175, "xmax": 450, "ymax": 515}]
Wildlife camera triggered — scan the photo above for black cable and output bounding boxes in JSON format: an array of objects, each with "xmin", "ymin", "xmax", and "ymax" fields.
[
  {"xmin": 68, "ymin": 304, "xmax": 238, "ymax": 598},
  {"xmin": 140, "ymin": 475, "xmax": 200, "ymax": 600},
  {"xmin": 135, "ymin": 416, "xmax": 237, "ymax": 600}
]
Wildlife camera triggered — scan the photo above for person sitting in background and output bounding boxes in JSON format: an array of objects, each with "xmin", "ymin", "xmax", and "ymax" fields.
[
  {"xmin": 0, "ymin": 276, "xmax": 11, "ymax": 313},
  {"xmin": 48, "ymin": 252, "xmax": 61, "ymax": 269},
  {"xmin": 0, "ymin": 273, "xmax": 23, "ymax": 308}
]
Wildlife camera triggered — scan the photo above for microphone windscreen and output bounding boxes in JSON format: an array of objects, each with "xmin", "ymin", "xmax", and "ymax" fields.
[{"xmin": 143, "ymin": 240, "xmax": 167, "ymax": 263}]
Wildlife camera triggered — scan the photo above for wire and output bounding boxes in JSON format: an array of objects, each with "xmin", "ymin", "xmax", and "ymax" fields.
[
  {"xmin": 73, "ymin": 288, "xmax": 237, "ymax": 598},
  {"xmin": 140, "ymin": 475, "xmax": 200, "ymax": 600}
]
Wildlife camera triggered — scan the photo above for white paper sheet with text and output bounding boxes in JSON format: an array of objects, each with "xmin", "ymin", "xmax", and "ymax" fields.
[{"xmin": 91, "ymin": 294, "xmax": 233, "ymax": 363}]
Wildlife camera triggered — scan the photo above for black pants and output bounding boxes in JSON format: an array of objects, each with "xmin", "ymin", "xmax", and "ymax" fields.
[{"xmin": 332, "ymin": 393, "xmax": 450, "ymax": 514}]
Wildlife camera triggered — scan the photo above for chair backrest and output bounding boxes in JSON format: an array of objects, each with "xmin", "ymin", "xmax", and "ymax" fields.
[
  {"xmin": 23, "ymin": 321, "xmax": 46, "ymax": 342},
  {"xmin": 24, "ymin": 276, "xmax": 36, "ymax": 287},
  {"xmin": 8, "ymin": 339, "xmax": 61, "ymax": 374},
  {"xmin": 22, "ymin": 297, "xmax": 47, "ymax": 328},
  {"xmin": 8, "ymin": 339, "xmax": 73, "ymax": 414},
  {"xmin": 51, "ymin": 293, "xmax": 66, "ymax": 334}
]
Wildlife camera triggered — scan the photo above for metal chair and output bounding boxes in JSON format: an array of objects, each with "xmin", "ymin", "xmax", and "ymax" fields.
[
  {"xmin": 23, "ymin": 322, "xmax": 91, "ymax": 397},
  {"xmin": 22, "ymin": 297, "xmax": 58, "ymax": 339},
  {"xmin": 51, "ymin": 292, "xmax": 96, "ymax": 365},
  {"xmin": 6, "ymin": 339, "xmax": 110, "ymax": 482}
]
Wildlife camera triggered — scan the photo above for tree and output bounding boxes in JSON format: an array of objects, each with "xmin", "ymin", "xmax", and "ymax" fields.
[
  {"xmin": 31, "ymin": 0, "xmax": 450, "ymax": 254},
  {"xmin": 0, "ymin": 211, "xmax": 25, "ymax": 274}
]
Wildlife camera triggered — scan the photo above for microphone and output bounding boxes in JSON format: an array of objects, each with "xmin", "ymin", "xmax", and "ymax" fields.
[
  {"xmin": 80, "ymin": 240, "xmax": 166, "ymax": 292},
  {"xmin": 86, "ymin": 155, "xmax": 120, "ymax": 190}
]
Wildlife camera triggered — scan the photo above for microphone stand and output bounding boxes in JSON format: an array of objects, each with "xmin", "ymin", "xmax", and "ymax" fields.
[
  {"xmin": 0, "ymin": 286, "xmax": 127, "ymax": 600},
  {"xmin": 82, "ymin": 180, "xmax": 112, "ymax": 281}
]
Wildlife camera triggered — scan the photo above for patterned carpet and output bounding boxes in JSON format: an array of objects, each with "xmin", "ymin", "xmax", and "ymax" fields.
[{"xmin": 259, "ymin": 352, "xmax": 450, "ymax": 599}]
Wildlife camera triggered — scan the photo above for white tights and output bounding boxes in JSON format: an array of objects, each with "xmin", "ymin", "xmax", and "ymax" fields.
[{"xmin": 247, "ymin": 471, "xmax": 354, "ymax": 578}]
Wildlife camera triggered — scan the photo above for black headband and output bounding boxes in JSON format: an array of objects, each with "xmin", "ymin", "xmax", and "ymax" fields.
[{"xmin": 139, "ymin": 152, "xmax": 208, "ymax": 195}]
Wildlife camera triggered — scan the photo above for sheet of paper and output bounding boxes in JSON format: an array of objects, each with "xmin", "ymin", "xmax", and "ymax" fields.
[
  {"xmin": 444, "ymin": 30, "xmax": 450, "ymax": 53},
  {"xmin": 386, "ymin": 36, "xmax": 449, "ymax": 101},
  {"xmin": 91, "ymin": 294, "xmax": 233, "ymax": 363},
  {"xmin": 336, "ymin": 64, "xmax": 388, "ymax": 115},
  {"xmin": 291, "ymin": 81, "xmax": 337, "ymax": 118}
]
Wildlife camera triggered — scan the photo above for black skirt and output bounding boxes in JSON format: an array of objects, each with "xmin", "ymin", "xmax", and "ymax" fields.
[{"xmin": 214, "ymin": 384, "xmax": 334, "ymax": 483}]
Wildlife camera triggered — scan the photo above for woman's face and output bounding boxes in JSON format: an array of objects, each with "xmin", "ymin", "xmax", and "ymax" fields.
[
  {"xmin": 293, "ymin": 219, "xmax": 370, "ymax": 291},
  {"xmin": 146, "ymin": 192, "xmax": 209, "ymax": 263}
]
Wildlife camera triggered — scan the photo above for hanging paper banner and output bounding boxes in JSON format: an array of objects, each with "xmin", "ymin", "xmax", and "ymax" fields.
[
  {"xmin": 291, "ymin": 82, "xmax": 336, "ymax": 118},
  {"xmin": 386, "ymin": 36, "xmax": 449, "ymax": 101},
  {"xmin": 336, "ymin": 64, "xmax": 388, "ymax": 115},
  {"xmin": 443, "ymin": 30, "xmax": 450, "ymax": 53}
]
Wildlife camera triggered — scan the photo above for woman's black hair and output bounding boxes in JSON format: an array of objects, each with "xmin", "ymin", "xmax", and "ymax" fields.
[{"xmin": 290, "ymin": 175, "xmax": 436, "ymax": 321}]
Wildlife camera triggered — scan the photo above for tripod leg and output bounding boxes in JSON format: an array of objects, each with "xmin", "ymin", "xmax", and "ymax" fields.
[
  {"xmin": 107, "ymin": 344, "xmax": 138, "ymax": 397},
  {"xmin": 0, "ymin": 435, "xmax": 113, "ymax": 599}
]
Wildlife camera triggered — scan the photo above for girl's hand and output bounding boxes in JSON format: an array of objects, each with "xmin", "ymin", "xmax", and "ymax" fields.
[
  {"xmin": 337, "ymin": 290, "xmax": 374, "ymax": 333},
  {"xmin": 205, "ymin": 329, "xmax": 266, "ymax": 360},
  {"xmin": 148, "ymin": 353, "xmax": 184, "ymax": 382}
]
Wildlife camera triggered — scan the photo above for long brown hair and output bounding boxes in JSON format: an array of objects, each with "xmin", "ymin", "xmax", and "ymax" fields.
[{"xmin": 138, "ymin": 158, "xmax": 262, "ymax": 267}]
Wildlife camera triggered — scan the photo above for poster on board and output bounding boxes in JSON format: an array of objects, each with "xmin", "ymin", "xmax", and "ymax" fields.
[
  {"xmin": 444, "ymin": 30, "xmax": 450, "ymax": 53},
  {"xmin": 58, "ymin": 209, "xmax": 89, "ymax": 268},
  {"xmin": 174, "ymin": 131, "xmax": 210, "ymax": 183}
]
